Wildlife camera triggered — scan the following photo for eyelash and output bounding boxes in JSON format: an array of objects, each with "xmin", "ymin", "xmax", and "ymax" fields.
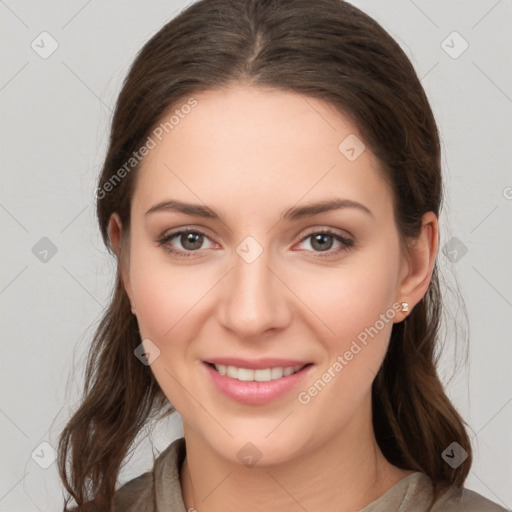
[{"xmin": 157, "ymin": 228, "xmax": 354, "ymax": 259}]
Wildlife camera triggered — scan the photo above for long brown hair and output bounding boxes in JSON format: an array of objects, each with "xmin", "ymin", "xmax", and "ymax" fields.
[{"xmin": 58, "ymin": 0, "xmax": 472, "ymax": 509}]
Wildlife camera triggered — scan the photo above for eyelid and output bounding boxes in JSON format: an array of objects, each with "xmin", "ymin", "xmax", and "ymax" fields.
[
  {"xmin": 157, "ymin": 225, "xmax": 354, "ymax": 258},
  {"xmin": 297, "ymin": 225, "xmax": 354, "ymax": 241}
]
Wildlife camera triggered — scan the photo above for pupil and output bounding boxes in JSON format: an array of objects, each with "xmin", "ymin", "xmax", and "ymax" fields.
[
  {"xmin": 312, "ymin": 233, "xmax": 332, "ymax": 252},
  {"xmin": 182, "ymin": 232, "xmax": 203, "ymax": 250}
]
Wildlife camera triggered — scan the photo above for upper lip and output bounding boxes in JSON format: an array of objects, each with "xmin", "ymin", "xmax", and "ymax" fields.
[{"xmin": 204, "ymin": 357, "xmax": 311, "ymax": 369}]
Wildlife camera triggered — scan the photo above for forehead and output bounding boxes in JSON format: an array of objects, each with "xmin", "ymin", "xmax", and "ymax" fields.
[{"xmin": 132, "ymin": 84, "xmax": 393, "ymax": 221}]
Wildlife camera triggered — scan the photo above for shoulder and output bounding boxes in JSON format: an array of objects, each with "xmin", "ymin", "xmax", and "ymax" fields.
[
  {"xmin": 67, "ymin": 472, "xmax": 154, "ymax": 512},
  {"xmin": 112, "ymin": 437, "xmax": 186, "ymax": 511},
  {"xmin": 112, "ymin": 470, "xmax": 155, "ymax": 512},
  {"xmin": 367, "ymin": 471, "xmax": 508, "ymax": 512},
  {"xmin": 433, "ymin": 484, "xmax": 509, "ymax": 512}
]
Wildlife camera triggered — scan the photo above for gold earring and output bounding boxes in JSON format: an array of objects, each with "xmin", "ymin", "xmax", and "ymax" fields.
[{"xmin": 401, "ymin": 302, "xmax": 409, "ymax": 312}]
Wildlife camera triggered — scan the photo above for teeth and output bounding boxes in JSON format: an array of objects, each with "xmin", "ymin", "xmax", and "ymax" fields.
[
  {"xmin": 283, "ymin": 367, "xmax": 295, "ymax": 377},
  {"xmin": 212, "ymin": 364, "xmax": 304, "ymax": 382},
  {"xmin": 271, "ymin": 367, "xmax": 283, "ymax": 379},
  {"xmin": 254, "ymin": 368, "xmax": 271, "ymax": 381}
]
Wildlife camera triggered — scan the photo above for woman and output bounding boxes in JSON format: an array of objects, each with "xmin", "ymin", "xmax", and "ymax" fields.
[{"xmin": 58, "ymin": 0, "xmax": 507, "ymax": 510}]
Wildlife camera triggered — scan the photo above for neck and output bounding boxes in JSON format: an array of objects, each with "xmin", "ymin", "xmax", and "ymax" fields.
[{"xmin": 180, "ymin": 396, "xmax": 412, "ymax": 512}]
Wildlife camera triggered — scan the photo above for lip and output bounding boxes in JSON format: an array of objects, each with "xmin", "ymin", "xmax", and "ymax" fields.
[{"xmin": 203, "ymin": 360, "xmax": 313, "ymax": 405}]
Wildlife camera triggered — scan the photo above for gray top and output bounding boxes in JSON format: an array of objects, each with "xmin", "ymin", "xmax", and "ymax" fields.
[{"xmin": 111, "ymin": 437, "xmax": 508, "ymax": 512}]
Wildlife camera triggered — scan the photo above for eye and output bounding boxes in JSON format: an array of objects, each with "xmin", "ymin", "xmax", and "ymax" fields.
[
  {"xmin": 295, "ymin": 229, "xmax": 354, "ymax": 257},
  {"xmin": 157, "ymin": 229, "xmax": 216, "ymax": 257},
  {"xmin": 157, "ymin": 227, "xmax": 354, "ymax": 259}
]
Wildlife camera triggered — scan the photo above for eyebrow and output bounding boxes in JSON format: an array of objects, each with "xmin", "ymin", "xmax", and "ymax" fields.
[{"xmin": 145, "ymin": 198, "xmax": 373, "ymax": 221}]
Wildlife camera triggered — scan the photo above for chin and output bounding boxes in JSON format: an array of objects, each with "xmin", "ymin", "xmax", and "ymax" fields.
[{"xmin": 197, "ymin": 424, "xmax": 313, "ymax": 468}]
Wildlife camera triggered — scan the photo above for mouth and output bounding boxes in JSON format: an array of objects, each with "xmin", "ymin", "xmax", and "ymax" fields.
[
  {"xmin": 205, "ymin": 362, "xmax": 311, "ymax": 382},
  {"xmin": 202, "ymin": 360, "xmax": 314, "ymax": 405}
]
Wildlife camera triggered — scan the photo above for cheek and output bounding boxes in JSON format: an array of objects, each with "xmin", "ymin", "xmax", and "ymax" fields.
[
  {"xmin": 298, "ymin": 244, "xmax": 400, "ymax": 350},
  {"xmin": 127, "ymin": 249, "xmax": 211, "ymax": 410},
  {"xmin": 293, "ymin": 239, "xmax": 401, "ymax": 409},
  {"xmin": 128, "ymin": 243, "xmax": 212, "ymax": 341}
]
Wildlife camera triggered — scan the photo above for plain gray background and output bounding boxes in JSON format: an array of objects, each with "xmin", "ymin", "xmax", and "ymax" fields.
[{"xmin": 1, "ymin": 0, "xmax": 511, "ymax": 510}]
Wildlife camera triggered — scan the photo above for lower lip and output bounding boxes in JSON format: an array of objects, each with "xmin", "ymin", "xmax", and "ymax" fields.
[{"xmin": 203, "ymin": 362, "xmax": 312, "ymax": 405}]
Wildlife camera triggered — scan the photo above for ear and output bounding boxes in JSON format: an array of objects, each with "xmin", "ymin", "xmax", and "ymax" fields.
[
  {"xmin": 108, "ymin": 213, "xmax": 136, "ymax": 315},
  {"xmin": 394, "ymin": 211, "xmax": 439, "ymax": 321}
]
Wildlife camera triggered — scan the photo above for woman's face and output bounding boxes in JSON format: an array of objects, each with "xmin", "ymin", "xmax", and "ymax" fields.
[{"xmin": 113, "ymin": 84, "xmax": 416, "ymax": 465}]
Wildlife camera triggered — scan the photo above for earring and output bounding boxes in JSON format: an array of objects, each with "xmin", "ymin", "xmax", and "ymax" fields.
[{"xmin": 400, "ymin": 302, "xmax": 409, "ymax": 312}]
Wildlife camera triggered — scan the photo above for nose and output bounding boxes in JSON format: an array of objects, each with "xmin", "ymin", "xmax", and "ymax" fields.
[{"xmin": 216, "ymin": 245, "xmax": 292, "ymax": 339}]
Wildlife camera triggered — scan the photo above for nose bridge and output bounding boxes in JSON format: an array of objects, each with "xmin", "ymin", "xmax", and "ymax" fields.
[{"xmin": 217, "ymin": 240, "xmax": 290, "ymax": 337}]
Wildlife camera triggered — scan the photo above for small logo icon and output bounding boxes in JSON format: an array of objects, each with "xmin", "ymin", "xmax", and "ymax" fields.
[
  {"xmin": 441, "ymin": 32, "xmax": 469, "ymax": 59},
  {"xmin": 237, "ymin": 442, "xmax": 263, "ymax": 467},
  {"xmin": 441, "ymin": 442, "xmax": 468, "ymax": 469},
  {"xmin": 32, "ymin": 237, "xmax": 58, "ymax": 263},
  {"xmin": 236, "ymin": 236, "xmax": 263, "ymax": 264},
  {"xmin": 134, "ymin": 339, "xmax": 161, "ymax": 365},
  {"xmin": 442, "ymin": 236, "xmax": 468, "ymax": 263},
  {"xmin": 31, "ymin": 441, "xmax": 57, "ymax": 469},
  {"xmin": 31, "ymin": 31, "xmax": 59, "ymax": 59},
  {"xmin": 338, "ymin": 134, "xmax": 366, "ymax": 161}
]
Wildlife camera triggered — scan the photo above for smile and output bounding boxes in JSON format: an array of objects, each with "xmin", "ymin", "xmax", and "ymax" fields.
[
  {"xmin": 203, "ymin": 360, "xmax": 313, "ymax": 405},
  {"xmin": 209, "ymin": 363, "xmax": 307, "ymax": 382}
]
